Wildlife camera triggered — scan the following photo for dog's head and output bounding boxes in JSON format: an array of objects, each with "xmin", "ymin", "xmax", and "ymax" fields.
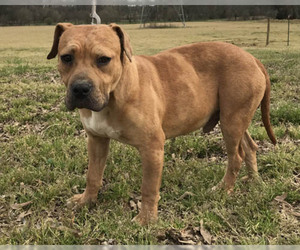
[{"xmin": 47, "ymin": 23, "xmax": 132, "ymax": 111}]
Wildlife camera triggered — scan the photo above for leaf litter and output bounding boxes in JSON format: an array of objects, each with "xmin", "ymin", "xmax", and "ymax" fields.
[{"xmin": 158, "ymin": 222, "xmax": 213, "ymax": 245}]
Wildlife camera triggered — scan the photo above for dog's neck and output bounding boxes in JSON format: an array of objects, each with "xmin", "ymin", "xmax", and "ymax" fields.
[{"xmin": 111, "ymin": 56, "xmax": 140, "ymax": 106}]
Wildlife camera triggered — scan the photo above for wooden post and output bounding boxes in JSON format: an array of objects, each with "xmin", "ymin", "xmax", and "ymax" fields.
[
  {"xmin": 140, "ymin": 6, "xmax": 145, "ymax": 28},
  {"xmin": 266, "ymin": 18, "xmax": 270, "ymax": 46},
  {"xmin": 287, "ymin": 15, "xmax": 291, "ymax": 46}
]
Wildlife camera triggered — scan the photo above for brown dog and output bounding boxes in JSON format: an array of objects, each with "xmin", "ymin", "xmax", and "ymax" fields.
[{"xmin": 47, "ymin": 23, "xmax": 276, "ymax": 225}]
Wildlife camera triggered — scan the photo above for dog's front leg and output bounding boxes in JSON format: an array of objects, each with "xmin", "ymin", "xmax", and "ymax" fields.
[
  {"xmin": 68, "ymin": 135, "xmax": 110, "ymax": 208},
  {"xmin": 133, "ymin": 137, "xmax": 165, "ymax": 225}
]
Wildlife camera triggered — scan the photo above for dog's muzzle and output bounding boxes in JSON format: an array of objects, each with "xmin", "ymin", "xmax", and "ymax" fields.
[
  {"xmin": 71, "ymin": 80, "xmax": 92, "ymax": 99},
  {"xmin": 66, "ymin": 80, "xmax": 107, "ymax": 112}
]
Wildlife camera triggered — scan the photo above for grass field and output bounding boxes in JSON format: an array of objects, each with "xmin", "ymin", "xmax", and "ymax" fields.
[{"xmin": 0, "ymin": 20, "xmax": 299, "ymax": 245}]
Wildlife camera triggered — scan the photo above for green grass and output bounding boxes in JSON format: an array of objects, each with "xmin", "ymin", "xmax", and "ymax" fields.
[{"xmin": 0, "ymin": 21, "xmax": 299, "ymax": 244}]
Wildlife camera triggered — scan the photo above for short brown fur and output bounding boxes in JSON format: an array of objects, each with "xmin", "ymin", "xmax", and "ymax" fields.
[{"xmin": 48, "ymin": 23, "xmax": 276, "ymax": 225}]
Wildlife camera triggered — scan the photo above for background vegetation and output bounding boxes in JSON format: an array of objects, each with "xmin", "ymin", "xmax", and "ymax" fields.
[
  {"xmin": 0, "ymin": 20, "xmax": 299, "ymax": 244},
  {"xmin": 0, "ymin": 5, "xmax": 299, "ymax": 26}
]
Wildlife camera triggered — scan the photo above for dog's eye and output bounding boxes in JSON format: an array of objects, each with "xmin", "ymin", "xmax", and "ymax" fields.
[
  {"xmin": 97, "ymin": 56, "xmax": 111, "ymax": 66},
  {"xmin": 60, "ymin": 54, "xmax": 73, "ymax": 64}
]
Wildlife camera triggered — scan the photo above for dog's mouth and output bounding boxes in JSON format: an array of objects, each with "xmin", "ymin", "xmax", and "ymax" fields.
[
  {"xmin": 65, "ymin": 91, "xmax": 109, "ymax": 112},
  {"xmin": 65, "ymin": 98, "xmax": 107, "ymax": 112}
]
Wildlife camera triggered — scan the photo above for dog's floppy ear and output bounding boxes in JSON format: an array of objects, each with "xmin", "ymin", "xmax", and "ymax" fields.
[
  {"xmin": 47, "ymin": 23, "xmax": 73, "ymax": 60},
  {"xmin": 109, "ymin": 23, "xmax": 132, "ymax": 63}
]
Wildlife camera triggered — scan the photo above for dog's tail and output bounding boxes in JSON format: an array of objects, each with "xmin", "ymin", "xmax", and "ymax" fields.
[{"xmin": 256, "ymin": 58, "xmax": 277, "ymax": 145}]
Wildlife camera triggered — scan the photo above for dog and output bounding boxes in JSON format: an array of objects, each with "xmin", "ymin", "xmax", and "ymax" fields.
[{"xmin": 47, "ymin": 23, "xmax": 276, "ymax": 225}]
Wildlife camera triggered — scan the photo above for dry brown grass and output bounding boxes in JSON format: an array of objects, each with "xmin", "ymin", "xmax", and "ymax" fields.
[{"xmin": 0, "ymin": 20, "xmax": 299, "ymax": 52}]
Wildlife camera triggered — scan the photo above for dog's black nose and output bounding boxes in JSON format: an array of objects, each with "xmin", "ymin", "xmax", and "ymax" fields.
[{"xmin": 71, "ymin": 81, "xmax": 92, "ymax": 98}]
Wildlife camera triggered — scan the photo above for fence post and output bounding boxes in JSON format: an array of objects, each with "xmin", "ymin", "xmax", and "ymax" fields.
[
  {"xmin": 287, "ymin": 15, "xmax": 291, "ymax": 46},
  {"xmin": 266, "ymin": 18, "xmax": 270, "ymax": 46}
]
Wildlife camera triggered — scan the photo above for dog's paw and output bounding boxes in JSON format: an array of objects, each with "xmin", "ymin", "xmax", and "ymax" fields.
[
  {"xmin": 132, "ymin": 213, "xmax": 157, "ymax": 226},
  {"xmin": 241, "ymin": 174, "xmax": 265, "ymax": 188},
  {"xmin": 211, "ymin": 181, "xmax": 224, "ymax": 192},
  {"xmin": 211, "ymin": 181, "xmax": 233, "ymax": 194},
  {"xmin": 241, "ymin": 173, "xmax": 260, "ymax": 182},
  {"xmin": 67, "ymin": 192, "xmax": 97, "ymax": 210}
]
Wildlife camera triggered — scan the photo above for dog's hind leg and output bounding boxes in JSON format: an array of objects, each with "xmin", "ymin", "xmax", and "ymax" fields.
[
  {"xmin": 241, "ymin": 130, "xmax": 259, "ymax": 181},
  {"xmin": 217, "ymin": 118, "xmax": 245, "ymax": 193},
  {"xmin": 215, "ymin": 68, "xmax": 266, "ymax": 192},
  {"xmin": 217, "ymin": 102, "xmax": 259, "ymax": 193}
]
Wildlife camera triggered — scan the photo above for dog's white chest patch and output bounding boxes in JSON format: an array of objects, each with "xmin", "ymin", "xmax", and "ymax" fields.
[{"xmin": 80, "ymin": 110, "xmax": 120, "ymax": 139}]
